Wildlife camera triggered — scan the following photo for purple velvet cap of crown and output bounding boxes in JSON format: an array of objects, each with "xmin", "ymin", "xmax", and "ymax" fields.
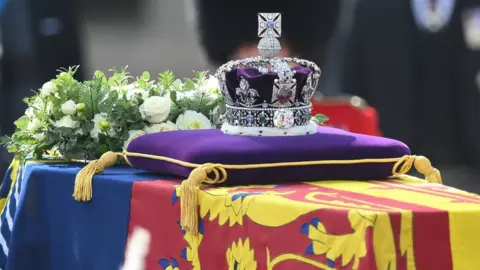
[
  {"xmin": 224, "ymin": 65, "xmax": 313, "ymax": 105},
  {"xmin": 126, "ymin": 126, "xmax": 411, "ymax": 185}
]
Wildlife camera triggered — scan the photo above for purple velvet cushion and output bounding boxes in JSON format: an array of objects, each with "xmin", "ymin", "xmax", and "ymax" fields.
[{"xmin": 126, "ymin": 126, "xmax": 410, "ymax": 184}]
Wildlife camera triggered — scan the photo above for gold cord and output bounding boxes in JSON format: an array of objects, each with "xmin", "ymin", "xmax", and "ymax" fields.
[{"xmin": 73, "ymin": 151, "xmax": 441, "ymax": 234}]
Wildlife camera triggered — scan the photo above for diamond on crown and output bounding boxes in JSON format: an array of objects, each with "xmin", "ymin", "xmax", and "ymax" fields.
[{"xmin": 273, "ymin": 109, "xmax": 295, "ymax": 129}]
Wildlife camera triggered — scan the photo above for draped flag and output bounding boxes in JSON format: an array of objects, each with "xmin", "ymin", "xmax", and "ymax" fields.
[
  {"xmin": 0, "ymin": 161, "xmax": 161, "ymax": 270},
  {"xmin": 0, "ymin": 161, "xmax": 22, "ymax": 269},
  {"xmin": 129, "ymin": 177, "xmax": 480, "ymax": 270},
  {"xmin": 1, "ymin": 162, "xmax": 480, "ymax": 269}
]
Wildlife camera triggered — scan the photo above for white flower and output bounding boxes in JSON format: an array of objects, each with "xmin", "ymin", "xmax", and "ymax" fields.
[
  {"xmin": 144, "ymin": 121, "xmax": 177, "ymax": 134},
  {"xmin": 26, "ymin": 98, "xmax": 43, "ymax": 118},
  {"xmin": 139, "ymin": 96, "xmax": 171, "ymax": 124},
  {"xmin": 171, "ymin": 79, "xmax": 184, "ymax": 90},
  {"xmin": 46, "ymin": 102, "xmax": 54, "ymax": 116},
  {"xmin": 25, "ymin": 107, "xmax": 35, "ymax": 118},
  {"xmin": 54, "ymin": 115, "xmax": 79, "ymax": 129},
  {"xmin": 176, "ymin": 91, "xmax": 195, "ymax": 99},
  {"xmin": 27, "ymin": 118, "xmax": 42, "ymax": 131},
  {"xmin": 112, "ymin": 83, "xmax": 136, "ymax": 93},
  {"xmin": 40, "ymin": 81, "xmax": 57, "ymax": 96},
  {"xmin": 200, "ymin": 75, "xmax": 220, "ymax": 92},
  {"xmin": 125, "ymin": 88, "xmax": 149, "ymax": 102},
  {"xmin": 26, "ymin": 100, "xmax": 54, "ymax": 118},
  {"xmin": 176, "ymin": 110, "xmax": 212, "ymax": 130},
  {"xmin": 90, "ymin": 113, "xmax": 116, "ymax": 139},
  {"xmin": 114, "ymin": 83, "xmax": 150, "ymax": 103},
  {"xmin": 61, "ymin": 100, "xmax": 77, "ymax": 115},
  {"xmin": 34, "ymin": 133, "xmax": 46, "ymax": 141},
  {"xmin": 123, "ymin": 130, "xmax": 146, "ymax": 150}
]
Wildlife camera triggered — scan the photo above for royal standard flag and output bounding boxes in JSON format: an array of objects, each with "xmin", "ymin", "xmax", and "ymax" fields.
[
  {"xmin": 129, "ymin": 177, "xmax": 480, "ymax": 270},
  {"xmin": 1, "ymin": 161, "xmax": 480, "ymax": 269}
]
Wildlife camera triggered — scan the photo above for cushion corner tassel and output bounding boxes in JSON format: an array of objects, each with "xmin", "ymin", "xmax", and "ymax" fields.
[
  {"xmin": 392, "ymin": 155, "xmax": 442, "ymax": 184},
  {"xmin": 73, "ymin": 151, "xmax": 122, "ymax": 202},
  {"xmin": 180, "ymin": 164, "xmax": 227, "ymax": 235}
]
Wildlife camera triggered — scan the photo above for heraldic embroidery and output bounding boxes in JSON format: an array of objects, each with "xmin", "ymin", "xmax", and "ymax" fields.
[{"xmin": 156, "ymin": 180, "xmax": 480, "ymax": 269}]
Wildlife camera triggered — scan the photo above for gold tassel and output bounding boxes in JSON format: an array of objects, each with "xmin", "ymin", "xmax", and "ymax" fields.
[
  {"xmin": 73, "ymin": 151, "xmax": 120, "ymax": 202},
  {"xmin": 393, "ymin": 155, "xmax": 442, "ymax": 184},
  {"xmin": 413, "ymin": 156, "xmax": 442, "ymax": 184},
  {"xmin": 179, "ymin": 167, "xmax": 208, "ymax": 235},
  {"xmin": 179, "ymin": 164, "xmax": 227, "ymax": 235}
]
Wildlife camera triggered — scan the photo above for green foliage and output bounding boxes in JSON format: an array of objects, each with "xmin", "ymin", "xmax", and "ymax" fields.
[
  {"xmin": 0, "ymin": 66, "xmax": 224, "ymax": 162},
  {"xmin": 312, "ymin": 114, "xmax": 329, "ymax": 125},
  {"xmin": 14, "ymin": 116, "xmax": 29, "ymax": 130}
]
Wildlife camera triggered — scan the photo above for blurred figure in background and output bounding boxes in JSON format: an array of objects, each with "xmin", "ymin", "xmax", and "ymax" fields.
[
  {"xmin": 340, "ymin": 0, "xmax": 480, "ymax": 192},
  {"xmin": 194, "ymin": 0, "xmax": 341, "ymax": 72}
]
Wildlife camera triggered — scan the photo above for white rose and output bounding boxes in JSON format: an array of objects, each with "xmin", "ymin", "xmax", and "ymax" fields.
[
  {"xmin": 40, "ymin": 81, "xmax": 57, "ymax": 96},
  {"xmin": 27, "ymin": 118, "xmax": 42, "ymax": 131},
  {"xmin": 139, "ymin": 96, "xmax": 171, "ymax": 124},
  {"xmin": 61, "ymin": 100, "xmax": 77, "ymax": 115},
  {"xmin": 54, "ymin": 115, "xmax": 79, "ymax": 129},
  {"xmin": 123, "ymin": 130, "xmax": 146, "ymax": 150},
  {"xmin": 176, "ymin": 110, "xmax": 212, "ymax": 130},
  {"xmin": 144, "ymin": 121, "xmax": 178, "ymax": 134}
]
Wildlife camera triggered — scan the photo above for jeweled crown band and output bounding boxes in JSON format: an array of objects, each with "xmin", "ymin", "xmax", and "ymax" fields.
[{"xmin": 225, "ymin": 103, "xmax": 312, "ymax": 129}]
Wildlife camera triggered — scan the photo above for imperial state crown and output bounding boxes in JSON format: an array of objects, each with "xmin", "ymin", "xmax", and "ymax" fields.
[{"xmin": 215, "ymin": 13, "xmax": 322, "ymax": 136}]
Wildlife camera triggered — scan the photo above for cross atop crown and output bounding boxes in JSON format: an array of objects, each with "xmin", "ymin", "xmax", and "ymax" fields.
[
  {"xmin": 257, "ymin": 13, "xmax": 282, "ymax": 58},
  {"xmin": 258, "ymin": 13, "xmax": 282, "ymax": 38},
  {"xmin": 214, "ymin": 12, "xmax": 322, "ymax": 135}
]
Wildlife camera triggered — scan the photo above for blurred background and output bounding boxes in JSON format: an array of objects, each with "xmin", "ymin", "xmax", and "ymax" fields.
[{"xmin": 0, "ymin": 0, "xmax": 479, "ymax": 192}]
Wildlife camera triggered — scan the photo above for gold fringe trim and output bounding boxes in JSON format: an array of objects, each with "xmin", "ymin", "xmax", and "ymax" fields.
[{"xmin": 73, "ymin": 152, "xmax": 441, "ymax": 235}]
